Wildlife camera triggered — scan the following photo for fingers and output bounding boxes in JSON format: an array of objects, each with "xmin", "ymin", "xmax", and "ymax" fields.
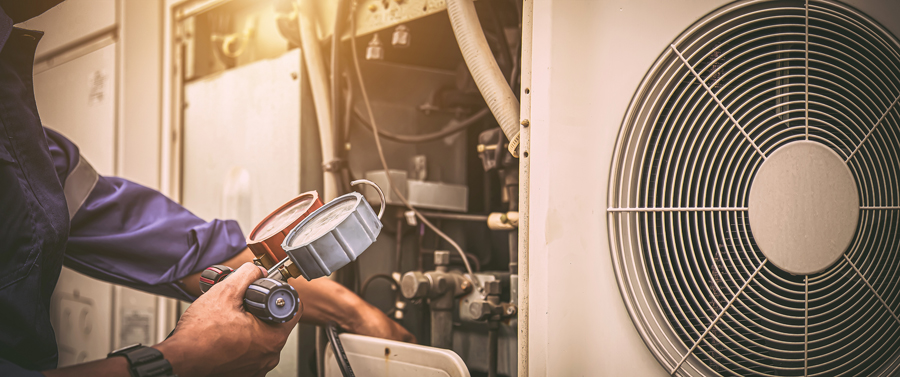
[{"xmin": 213, "ymin": 262, "xmax": 265, "ymax": 301}]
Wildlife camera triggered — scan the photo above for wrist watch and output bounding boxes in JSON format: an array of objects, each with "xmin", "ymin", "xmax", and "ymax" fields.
[{"xmin": 107, "ymin": 343, "xmax": 177, "ymax": 377}]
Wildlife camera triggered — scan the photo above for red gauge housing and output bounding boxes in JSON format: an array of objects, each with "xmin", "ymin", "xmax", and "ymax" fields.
[{"xmin": 246, "ymin": 191, "xmax": 323, "ymax": 270}]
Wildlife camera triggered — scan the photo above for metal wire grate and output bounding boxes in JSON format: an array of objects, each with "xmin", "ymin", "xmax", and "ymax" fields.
[{"xmin": 608, "ymin": 1, "xmax": 900, "ymax": 375}]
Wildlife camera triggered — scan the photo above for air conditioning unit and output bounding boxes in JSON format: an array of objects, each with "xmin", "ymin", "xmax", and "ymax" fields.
[{"xmin": 522, "ymin": 0, "xmax": 900, "ymax": 375}]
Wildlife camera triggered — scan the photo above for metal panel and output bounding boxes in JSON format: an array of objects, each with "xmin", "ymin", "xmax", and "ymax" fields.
[
  {"xmin": 113, "ymin": 286, "xmax": 157, "ymax": 349},
  {"xmin": 34, "ymin": 43, "xmax": 117, "ymax": 174},
  {"xmin": 525, "ymin": 0, "xmax": 900, "ymax": 376},
  {"xmin": 118, "ymin": 0, "xmax": 163, "ymax": 188},
  {"xmin": 348, "ymin": 0, "xmax": 447, "ymax": 38},
  {"xmin": 182, "ymin": 49, "xmax": 304, "ymax": 376},
  {"xmin": 524, "ymin": 0, "xmax": 729, "ymax": 375},
  {"xmin": 324, "ymin": 333, "xmax": 470, "ymax": 377},
  {"xmin": 182, "ymin": 49, "xmax": 302, "ymax": 232},
  {"xmin": 50, "ymin": 268, "xmax": 114, "ymax": 367},
  {"xmin": 20, "ymin": 0, "xmax": 117, "ymax": 59},
  {"xmin": 33, "ymin": 41, "xmax": 119, "ymax": 368}
]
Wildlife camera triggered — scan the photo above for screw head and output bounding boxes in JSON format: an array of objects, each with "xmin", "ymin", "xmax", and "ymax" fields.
[
  {"xmin": 506, "ymin": 306, "xmax": 517, "ymax": 316},
  {"xmin": 461, "ymin": 280, "xmax": 471, "ymax": 291},
  {"xmin": 276, "ymin": 298, "xmax": 285, "ymax": 307}
]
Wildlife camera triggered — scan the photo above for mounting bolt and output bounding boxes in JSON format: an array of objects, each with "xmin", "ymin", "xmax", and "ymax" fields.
[
  {"xmin": 276, "ymin": 298, "xmax": 285, "ymax": 307},
  {"xmin": 485, "ymin": 280, "xmax": 502, "ymax": 296},
  {"xmin": 460, "ymin": 280, "xmax": 471, "ymax": 291},
  {"xmin": 392, "ymin": 25, "xmax": 410, "ymax": 48},
  {"xmin": 434, "ymin": 250, "xmax": 451, "ymax": 266},
  {"xmin": 470, "ymin": 301, "xmax": 494, "ymax": 321},
  {"xmin": 366, "ymin": 34, "xmax": 384, "ymax": 60},
  {"xmin": 506, "ymin": 306, "xmax": 517, "ymax": 316},
  {"xmin": 521, "ymin": 119, "xmax": 530, "ymax": 127}
]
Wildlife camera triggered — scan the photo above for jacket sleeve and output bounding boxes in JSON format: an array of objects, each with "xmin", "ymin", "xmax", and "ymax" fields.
[
  {"xmin": 45, "ymin": 128, "xmax": 246, "ymax": 301},
  {"xmin": 0, "ymin": 357, "xmax": 44, "ymax": 377}
]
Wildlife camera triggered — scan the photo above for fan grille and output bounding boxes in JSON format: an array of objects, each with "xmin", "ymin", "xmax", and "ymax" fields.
[{"xmin": 608, "ymin": 0, "xmax": 900, "ymax": 375}]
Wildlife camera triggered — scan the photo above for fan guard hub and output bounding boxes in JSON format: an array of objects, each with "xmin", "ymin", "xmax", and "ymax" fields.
[{"xmin": 748, "ymin": 141, "xmax": 859, "ymax": 275}]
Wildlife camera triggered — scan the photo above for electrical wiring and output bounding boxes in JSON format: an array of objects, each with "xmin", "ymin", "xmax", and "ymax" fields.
[
  {"xmin": 361, "ymin": 273, "xmax": 397, "ymax": 298},
  {"xmin": 351, "ymin": 107, "xmax": 489, "ymax": 144},
  {"xmin": 348, "ymin": 0, "xmax": 479, "ymax": 289}
]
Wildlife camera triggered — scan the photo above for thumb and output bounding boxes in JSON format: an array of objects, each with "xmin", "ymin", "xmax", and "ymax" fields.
[{"xmin": 214, "ymin": 262, "xmax": 266, "ymax": 302}]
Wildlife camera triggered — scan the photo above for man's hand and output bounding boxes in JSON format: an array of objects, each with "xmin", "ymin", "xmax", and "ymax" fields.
[
  {"xmin": 43, "ymin": 263, "xmax": 301, "ymax": 377},
  {"xmin": 349, "ymin": 304, "xmax": 417, "ymax": 343},
  {"xmin": 181, "ymin": 248, "xmax": 415, "ymax": 343},
  {"xmin": 157, "ymin": 263, "xmax": 302, "ymax": 377}
]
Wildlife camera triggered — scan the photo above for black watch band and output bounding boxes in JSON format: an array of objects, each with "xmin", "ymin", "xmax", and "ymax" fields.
[{"xmin": 107, "ymin": 344, "xmax": 177, "ymax": 377}]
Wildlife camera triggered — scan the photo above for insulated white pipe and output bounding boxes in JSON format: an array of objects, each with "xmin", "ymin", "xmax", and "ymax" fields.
[
  {"xmin": 447, "ymin": 0, "xmax": 521, "ymax": 156},
  {"xmin": 298, "ymin": 0, "xmax": 340, "ymax": 201}
]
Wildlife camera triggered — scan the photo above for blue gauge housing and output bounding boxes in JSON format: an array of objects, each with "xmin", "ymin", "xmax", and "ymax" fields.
[{"xmin": 282, "ymin": 192, "xmax": 382, "ymax": 280}]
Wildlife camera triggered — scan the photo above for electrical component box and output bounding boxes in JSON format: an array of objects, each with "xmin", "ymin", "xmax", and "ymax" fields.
[{"xmin": 364, "ymin": 170, "xmax": 468, "ymax": 212}]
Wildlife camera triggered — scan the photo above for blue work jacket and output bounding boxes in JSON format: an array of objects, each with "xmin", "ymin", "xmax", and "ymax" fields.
[{"xmin": 0, "ymin": 2, "xmax": 246, "ymax": 375}]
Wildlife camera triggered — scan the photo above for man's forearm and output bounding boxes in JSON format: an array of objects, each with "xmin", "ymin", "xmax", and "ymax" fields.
[{"xmin": 42, "ymin": 355, "xmax": 130, "ymax": 377}]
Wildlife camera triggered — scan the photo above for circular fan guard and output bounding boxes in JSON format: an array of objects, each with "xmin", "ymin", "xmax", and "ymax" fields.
[{"xmin": 608, "ymin": 0, "xmax": 900, "ymax": 376}]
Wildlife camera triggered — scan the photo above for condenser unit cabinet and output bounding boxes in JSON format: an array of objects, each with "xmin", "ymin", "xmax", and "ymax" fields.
[{"xmin": 522, "ymin": 0, "xmax": 900, "ymax": 375}]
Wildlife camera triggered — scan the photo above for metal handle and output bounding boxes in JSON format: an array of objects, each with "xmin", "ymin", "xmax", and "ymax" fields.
[{"xmin": 351, "ymin": 179, "xmax": 385, "ymax": 219}]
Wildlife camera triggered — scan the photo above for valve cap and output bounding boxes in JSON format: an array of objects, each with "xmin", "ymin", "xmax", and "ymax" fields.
[
  {"xmin": 243, "ymin": 278, "xmax": 301, "ymax": 324},
  {"xmin": 401, "ymin": 271, "xmax": 430, "ymax": 299}
]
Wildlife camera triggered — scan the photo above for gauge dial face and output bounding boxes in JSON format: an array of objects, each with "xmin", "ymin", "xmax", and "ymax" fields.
[
  {"xmin": 287, "ymin": 197, "xmax": 359, "ymax": 247},
  {"xmin": 250, "ymin": 195, "xmax": 316, "ymax": 242}
]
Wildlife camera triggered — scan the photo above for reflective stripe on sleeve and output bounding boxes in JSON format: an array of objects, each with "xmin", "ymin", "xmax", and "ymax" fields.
[{"xmin": 64, "ymin": 155, "xmax": 99, "ymax": 220}]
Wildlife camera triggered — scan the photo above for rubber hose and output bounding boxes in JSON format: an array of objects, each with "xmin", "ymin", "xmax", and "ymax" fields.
[
  {"xmin": 327, "ymin": 321, "xmax": 355, "ymax": 377},
  {"xmin": 446, "ymin": 0, "xmax": 521, "ymax": 156},
  {"xmin": 360, "ymin": 273, "xmax": 396, "ymax": 298},
  {"xmin": 297, "ymin": 0, "xmax": 340, "ymax": 201}
]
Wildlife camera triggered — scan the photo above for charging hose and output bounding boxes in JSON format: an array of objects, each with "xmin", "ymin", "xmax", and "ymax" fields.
[{"xmin": 327, "ymin": 321, "xmax": 355, "ymax": 377}]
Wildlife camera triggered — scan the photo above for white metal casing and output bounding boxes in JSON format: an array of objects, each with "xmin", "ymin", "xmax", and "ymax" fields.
[
  {"xmin": 324, "ymin": 333, "xmax": 470, "ymax": 377},
  {"xmin": 521, "ymin": 0, "xmax": 900, "ymax": 375}
]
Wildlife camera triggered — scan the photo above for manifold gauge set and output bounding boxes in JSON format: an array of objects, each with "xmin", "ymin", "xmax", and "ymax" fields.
[{"xmin": 198, "ymin": 180, "xmax": 385, "ymax": 323}]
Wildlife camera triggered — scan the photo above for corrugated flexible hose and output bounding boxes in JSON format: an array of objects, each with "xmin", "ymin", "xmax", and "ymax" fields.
[{"xmin": 446, "ymin": 0, "xmax": 521, "ymax": 157}]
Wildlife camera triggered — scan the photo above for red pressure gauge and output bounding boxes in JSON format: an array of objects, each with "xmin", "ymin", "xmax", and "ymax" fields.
[{"xmin": 246, "ymin": 191, "xmax": 323, "ymax": 276}]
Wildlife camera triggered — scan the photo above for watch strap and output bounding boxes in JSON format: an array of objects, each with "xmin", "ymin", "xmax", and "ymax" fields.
[{"xmin": 108, "ymin": 344, "xmax": 176, "ymax": 377}]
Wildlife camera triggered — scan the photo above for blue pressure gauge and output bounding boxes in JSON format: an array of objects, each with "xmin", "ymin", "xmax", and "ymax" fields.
[{"xmin": 282, "ymin": 180, "xmax": 385, "ymax": 280}]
